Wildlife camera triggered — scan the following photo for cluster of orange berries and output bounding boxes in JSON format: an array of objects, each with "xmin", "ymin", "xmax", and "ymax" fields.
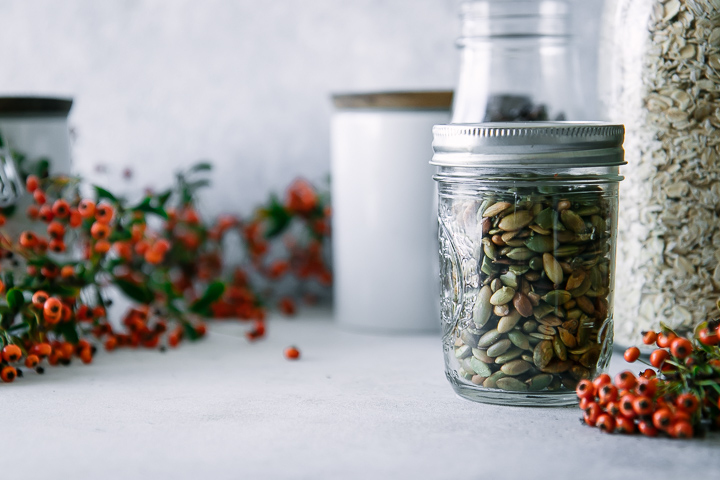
[
  {"xmin": 578, "ymin": 326, "xmax": 720, "ymax": 438},
  {"xmin": 0, "ymin": 339, "xmax": 96, "ymax": 383},
  {"xmin": 577, "ymin": 370, "xmax": 699, "ymax": 438}
]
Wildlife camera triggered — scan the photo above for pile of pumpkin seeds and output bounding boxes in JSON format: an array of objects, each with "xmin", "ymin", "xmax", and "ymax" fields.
[{"xmin": 450, "ymin": 190, "xmax": 615, "ymax": 393}]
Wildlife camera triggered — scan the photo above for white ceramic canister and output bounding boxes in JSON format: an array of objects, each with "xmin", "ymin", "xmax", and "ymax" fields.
[
  {"xmin": 0, "ymin": 97, "xmax": 73, "ymax": 236},
  {"xmin": 331, "ymin": 91, "xmax": 452, "ymax": 333}
]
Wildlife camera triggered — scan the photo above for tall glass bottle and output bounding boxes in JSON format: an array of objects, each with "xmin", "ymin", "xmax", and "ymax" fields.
[{"xmin": 452, "ymin": 0, "xmax": 584, "ymax": 123}]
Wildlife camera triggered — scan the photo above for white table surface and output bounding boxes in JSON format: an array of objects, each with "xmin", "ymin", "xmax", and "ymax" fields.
[{"xmin": 3, "ymin": 307, "xmax": 719, "ymax": 480}]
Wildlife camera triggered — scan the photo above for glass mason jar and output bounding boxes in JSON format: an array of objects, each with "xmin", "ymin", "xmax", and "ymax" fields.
[
  {"xmin": 432, "ymin": 122, "xmax": 625, "ymax": 406},
  {"xmin": 452, "ymin": 0, "xmax": 584, "ymax": 124},
  {"xmin": 599, "ymin": 0, "xmax": 720, "ymax": 348}
]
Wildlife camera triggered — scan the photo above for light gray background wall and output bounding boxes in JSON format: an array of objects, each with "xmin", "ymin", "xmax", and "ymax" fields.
[{"xmin": 0, "ymin": 0, "xmax": 604, "ymax": 216}]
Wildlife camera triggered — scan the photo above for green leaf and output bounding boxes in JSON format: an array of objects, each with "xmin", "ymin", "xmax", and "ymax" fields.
[
  {"xmin": 131, "ymin": 196, "xmax": 168, "ymax": 219},
  {"xmin": 189, "ymin": 162, "xmax": 213, "ymax": 172},
  {"xmin": 183, "ymin": 322, "xmax": 201, "ymax": 341},
  {"xmin": 113, "ymin": 278, "xmax": 154, "ymax": 304},
  {"xmin": 6, "ymin": 288, "xmax": 25, "ymax": 310},
  {"xmin": 264, "ymin": 195, "xmax": 292, "ymax": 238},
  {"xmin": 156, "ymin": 190, "xmax": 173, "ymax": 207},
  {"xmin": 94, "ymin": 186, "xmax": 119, "ymax": 203},
  {"xmin": 186, "ymin": 179, "xmax": 211, "ymax": 192},
  {"xmin": 189, "ymin": 281, "xmax": 225, "ymax": 314},
  {"xmin": 35, "ymin": 158, "xmax": 50, "ymax": 178},
  {"xmin": 57, "ymin": 322, "xmax": 79, "ymax": 344}
]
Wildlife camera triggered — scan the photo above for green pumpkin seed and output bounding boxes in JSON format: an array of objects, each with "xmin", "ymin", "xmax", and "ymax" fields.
[
  {"xmin": 590, "ymin": 215, "xmax": 606, "ymax": 232},
  {"xmin": 487, "ymin": 339, "xmax": 512, "ymax": 357},
  {"xmin": 533, "ymin": 304, "xmax": 555, "ymax": 319},
  {"xmin": 565, "ymin": 270, "xmax": 586, "ymax": 290},
  {"xmin": 495, "ymin": 347, "xmax": 524, "ymax": 364},
  {"xmin": 579, "ymin": 349, "xmax": 600, "ymax": 369},
  {"xmin": 471, "ymin": 375, "xmax": 487, "ymax": 385},
  {"xmin": 535, "ymin": 208, "xmax": 564, "ymax": 231},
  {"xmin": 508, "ymin": 331, "xmax": 531, "ymax": 350},
  {"xmin": 540, "ymin": 360, "xmax": 573, "ymax": 374},
  {"xmin": 533, "ymin": 340, "xmax": 554, "ymax": 369},
  {"xmin": 543, "ymin": 290, "xmax": 572, "ymax": 306},
  {"xmin": 499, "ymin": 272, "xmax": 518, "ymax": 288},
  {"xmin": 469, "ymin": 356, "xmax": 493, "ymax": 377},
  {"xmin": 538, "ymin": 325, "xmax": 556, "ymax": 336},
  {"xmin": 478, "ymin": 329, "xmax": 503, "ymax": 348},
  {"xmin": 455, "ymin": 345, "xmax": 472, "ymax": 359},
  {"xmin": 483, "ymin": 201, "xmax": 512, "ymax": 218},
  {"xmin": 483, "ymin": 371, "xmax": 506, "ymax": 388},
  {"xmin": 458, "ymin": 368, "xmax": 474, "ymax": 380},
  {"xmin": 501, "ymin": 359, "xmax": 533, "ymax": 376},
  {"xmin": 497, "ymin": 310, "xmax": 522, "ymax": 333},
  {"xmin": 480, "ymin": 255, "xmax": 495, "ymax": 275},
  {"xmin": 473, "ymin": 285, "xmax": 493, "ymax": 327},
  {"xmin": 490, "ymin": 278, "xmax": 503, "ymax": 292},
  {"xmin": 472, "ymin": 348, "xmax": 494, "ymax": 363},
  {"xmin": 505, "ymin": 239, "xmax": 526, "ymax": 247},
  {"xmin": 509, "ymin": 265, "xmax": 530, "ymax": 275},
  {"xmin": 542, "ymin": 253, "xmax": 564, "ymax": 285},
  {"xmin": 498, "ymin": 210, "xmax": 534, "ymax": 231},
  {"xmin": 460, "ymin": 329, "xmax": 480, "ymax": 347},
  {"xmin": 482, "ymin": 238, "xmax": 497, "ymax": 260},
  {"xmin": 576, "ymin": 206, "xmax": 600, "ymax": 216},
  {"xmin": 506, "ymin": 247, "xmax": 535, "ymax": 260},
  {"xmin": 490, "ymin": 286, "xmax": 515, "ymax": 306},
  {"xmin": 554, "ymin": 245, "xmax": 582, "ymax": 257},
  {"xmin": 522, "ymin": 319, "xmax": 538, "ymax": 333},
  {"xmin": 560, "ymin": 210, "xmax": 586, "ymax": 233},
  {"xmin": 496, "ymin": 377, "xmax": 529, "ymax": 391},
  {"xmin": 527, "ymin": 374, "xmax": 554, "ymax": 391},
  {"xmin": 529, "ymin": 224, "xmax": 551, "ymax": 235},
  {"xmin": 537, "ymin": 315, "xmax": 562, "ymax": 327},
  {"xmin": 570, "ymin": 275, "xmax": 592, "ymax": 298},
  {"xmin": 570, "ymin": 365, "xmax": 591, "ymax": 380},
  {"xmin": 529, "ymin": 256, "xmax": 544, "ymax": 270},
  {"xmin": 575, "ymin": 296, "xmax": 595, "ymax": 315},
  {"xmin": 525, "ymin": 235, "xmax": 559, "ymax": 253}
]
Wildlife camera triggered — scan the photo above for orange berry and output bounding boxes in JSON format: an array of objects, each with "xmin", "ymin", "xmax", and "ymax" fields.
[
  {"xmin": 105, "ymin": 336, "xmax": 118, "ymax": 351},
  {"xmin": 0, "ymin": 280, "xmax": 4, "ymax": 294},
  {"xmin": 605, "ymin": 401, "xmax": 620, "ymax": 416},
  {"xmin": 598, "ymin": 383, "xmax": 618, "ymax": 404},
  {"xmin": 636, "ymin": 376, "xmax": 658, "ymax": 398},
  {"xmin": 95, "ymin": 204, "xmax": 114, "ymax": 224},
  {"xmin": 583, "ymin": 402, "xmax": 601, "ymax": 426},
  {"xmin": 183, "ymin": 208, "xmax": 200, "ymax": 225},
  {"xmin": 650, "ymin": 349, "xmax": 670, "ymax": 368},
  {"xmin": 26, "ymin": 174, "xmax": 39, "ymax": 193},
  {"xmin": 0, "ymin": 214, "xmax": 5, "ymax": 227},
  {"xmin": 144, "ymin": 249, "xmax": 163, "ymax": 265},
  {"xmin": 279, "ymin": 297, "xmax": 296, "ymax": 316},
  {"xmin": 2, "ymin": 344, "xmax": 22, "ymax": 362},
  {"xmin": 93, "ymin": 306, "xmax": 106, "ymax": 318},
  {"xmin": 284, "ymin": 346, "xmax": 300, "ymax": 360},
  {"xmin": 38, "ymin": 205, "xmax": 54, "ymax": 222},
  {"xmin": 614, "ymin": 370, "xmax": 637, "ymax": 390},
  {"xmin": 592, "ymin": 373, "xmax": 612, "ymax": 389},
  {"xmin": 195, "ymin": 323, "xmax": 207, "ymax": 337},
  {"xmin": 32, "ymin": 290, "xmax": 49, "ymax": 307},
  {"xmin": 1, "ymin": 365, "xmax": 17, "ymax": 382},
  {"xmin": 698, "ymin": 328, "xmax": 720, "ymax": 346},
  {"xmin": 640, "ymin": 368, "xmax": 656, "ymax": 379},
  {"xmin": 33, "ymin": 189, "xmax": 46, "ymax": 205},
  {"xmin": 80, "ymin": 348, "xmax": 93, "ymax": 364},
  {"xmin": 69, "ymin": 209, "xmax": 82, "ymax": 228},
  {"xmin": 90, "ymin": 221, "xmax": 111, "ymax": 240},
  {"xmin": 168, "ymin": 329, "xmax": 182, "ymax": 348},
  {"xmin": 670, "ymin": 420, "xmax": 694, "ymax": 439},
  {"xmin": 642, "ymin": 330, "xmax": 657, "ymax": 345},
  {"xmin": 26, "ymin": 205, "xmax": 39, "ymax": 219},
  {"xmin": 656, "ymin": 332, "xmax": 676, "ymax": 348},
  {"xmin": 52, "ymin": 199, "xmax": 70, "ymax": 218},
  {"xmin": 49, "ymin": 239, "xmax": 66, "ymax": 253},
  {"xmin": 78, "ymin": 199, "xmax": 96, "ymax": 219},
  {"xmin": 653, "ymin": 408, "xmax": 673, "ymax": 431},
  {"xmin": 94, "ymin": 239, "xmax": 111, "ymax": 254},
  {"xmin": 638, "ymin": 420, "xmax": 658, "ymax": 437},
  {"xmin": 676, "ymin": 393, "xmax": 699, "ymax": 413},
  {"xmin": 43, "ymin": 297, "xmax": 63, "ymax": 319},
  {"xmin": 596, "ymin": 413, "xmax": 616, "ymax": 433},
  {"xmin": 619, "ymin": 394, "xmax": 637, "ymax": 418},
  {"xmin": 19, "ymin": 231, "xmax": 38, "ymax": 248},
  {"xmin": 25, "ymin": 354, "xmax": 40, "ymax": 368},
  {"xmin": 60, "ymin": 265, "xmax": 75, "ymax": 278},
  {"xmin": 632, "ymin": 395, "xmax": 653, "ymax": 416},
  {"xmin": 154, "ymin": 238, "xmax": 171, "ymax": 253},
  {"xmin": 615, "ymin": 415, "xmax": 636, "ymax": 434},
  {"xmin": 670, "ymin": 337, "xmax": 692, "ymax": 359},
  {"xmin": 33, "ymin": 343, "xmax": 52, "ymax": 357},
  {"xmin": 575, "ymin": 379, "xmax": 596, "ymax": 399},
  {"xmin": 134, "ymin": 240, "xmax": 149, "ymax": 255},
  {"xmin": 623, "ymin": 346, "xmax": 640, "ymax": 363},
  {"xmin": 40, "ymin": 264, "xmax": 58, "ymax": 278},
  {"xmin": 47, "ymin": 221, "xmax": 65, "ymax": 239}
]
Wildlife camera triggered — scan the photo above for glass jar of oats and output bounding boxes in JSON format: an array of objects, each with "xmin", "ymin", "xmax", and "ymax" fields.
[{"xmin": 432, "ymin": 122, "xmax": 625, "ymax": 406}]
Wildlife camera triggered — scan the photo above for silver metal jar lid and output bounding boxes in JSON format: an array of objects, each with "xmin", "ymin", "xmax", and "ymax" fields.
[{"xmin": 431, "ymin": 122, "xmax": 625, "ymax": 168}]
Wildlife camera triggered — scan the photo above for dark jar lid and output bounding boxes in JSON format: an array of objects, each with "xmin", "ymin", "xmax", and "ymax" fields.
[
  {"xmin": 431, "ymin": 122, "xmax": 626, "ymax": 168},
  {"xmin": 0, "ymin": 97, "xmax": 73, "ymax": 117},
  {"xmin": 332, "ymin": 91, "xmax": 453, "ymax": 111}
]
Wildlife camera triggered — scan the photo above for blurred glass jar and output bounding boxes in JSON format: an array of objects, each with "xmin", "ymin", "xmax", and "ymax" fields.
[
  {"xmin": 432, "ymin": 122, "xmax": 625, "ymax": 405},
  {"xmin": 599, "ymin": 0, "xmax": 720, "ymax": 347},
  {"xmin": 452, "ymin": 0, "xmax": 584, "ymax": 123}
]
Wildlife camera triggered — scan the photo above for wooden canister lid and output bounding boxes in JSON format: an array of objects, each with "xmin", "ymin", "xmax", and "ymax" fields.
[{"xmin": 332, "ymin": 91, "xmax": 453, "ymax": 110}]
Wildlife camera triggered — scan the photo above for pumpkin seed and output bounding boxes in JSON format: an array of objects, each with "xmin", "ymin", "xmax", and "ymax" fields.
[
  {"xmin": 455, "ymin": 345, "xmax": 472, "ymax": 359},
  {"xmin": 508, "ymin": 330, "xmax": 531, "ymax": 351},
  {"xmin": 483, "ymin": 201, "xmax": 512, "ymax": 218},
  {"xmin": 525, "ymin": 235, "xmax": 559, "ymax": 253},
  {"xmin": 535, "ymin": 208, "xmax": 564, "ymax": 230},
  {"xmin": 490, "ymin": 286, "xmax": 515, "ymax": 306},
  {"xmin": 483, "ymin": 371, "xmax": 506, "ymax": 388},
  {"xmin": 478, "ymin": 329, "xmax": 502, "ymax": 348},
  {"xmin": 512, "ymin": 292, "xmax": 533, "ymax": 317},
  {"xmin": 501, "ymin": 359, "xmax": 533, "ymax": 376},
  {"xmin": 558, "ymin": 328, "xmax": 577, "ymax": 348},
  {"xmin": 533, "ymin": 340, "xmax": 554, "ymax": 369},
  {"xmin": 498, "ymin": 210, "xmax": 534, "ymax": 231},
  {"xmin": 543, "ymin": 253, "xmax": 564, "ymax": 285},
  {"xmin": 553, "ymin": 335, "xmax": 567, "ymax": 361},
  {"xmin": 527, "ymin": 374, "xmax": 554, "ymax": 391},
  {"xmin": 496, "ymin": 377, "xmax": 529, "ymax": 391},
  {"xmin": 497, "ymin": 309, "xmax": 522, "ymax": 333},
  {"xmin": 473, "ymin": 285, "xmax": 493, "ymax": 327},
  {"xmin": 495, "ymin": 347, "xmax": 524, "ymax": 364},
  {"xmin": 472, "ymin": 348, "xmax": 494, "ymax": 363},
  {"xmin": 487, "ymin": 339, "xmax": 512, "ymax": 357},
  {"xmin": 560, "ymin": 210, "xmax": 586, "ymax": 233},
  {"xmin": 482, "ymin": 237, "xmax": 497, "ymax": 260},
  {"xmin": 506, "ymin": 247, "xmax": 535, "ymax": 260},
  {"xmin": 499, "ymin": 272, "xmax": 518, "ymax": 288},
  {"xmin": 543, "ymin": 290, "xmax": 572, "ymax": 306},
  {"xmin": 565, "ymin": 270, "xmax": 586, "ymax": 290},
  {"xmin": 469, "ymin": 356, "xmax": 493, "ymax": 377}
]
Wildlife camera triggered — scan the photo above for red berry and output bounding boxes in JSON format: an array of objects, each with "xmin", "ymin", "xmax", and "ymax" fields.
[
  {"xmin": 642, "ymin": 331, "xmax": 657, "ymax": 345},
  {"xmin": 78, "ymin": 199, "xmax": 96, "ymax": 219},
  {"xmin": 652, "ymin": 408, "xmax": 673, "ymax": 431},
  {"xmin": 615, "ymin": 415, "xmax": 636, "ymax": 434},
  {"xmin": 598, "ymin": 383, "xmax": 618, "ymax": 404},
  {"xmin": 636, "ymin": 376, "xmax": 658, "ymax": 398},
  {"xmin": 51, "ymin": 199, "xmax": 70, "ymax": 218},
  {"xmin": 592, "ymin": 373, "xmax": 612, "ymax": 389},
  {"xmin": 624, "ymin": 346, "xmax": 640, "ymax": 363},
  {"xmin": 619, "ymin": 394, "xmax": 637, "ymax": 418},
  {"xmin": 605, "ymin": 401, "xmax": 620, "ymax": 416},
  {"xmin": 26, "ymin": 174, "xmax": 39, "ymax": 193},
  {"xmin": 575, "ymin": 379, "xmax": 595, "ymax": 399},
  {"xmin": 33, "ymin": 189, "xmax": 46, "ymax": 205},
  {"xmin": 615, "ymin": 370, "xmax": 637, "ymax": 391},
  {"xmin": 284, "ymin": 346, "xmax": 300, "ymax": 360},
  {"xmin": 1, "ymin": 365, "xmax": 17, "ymax": 382},
  {"xmin": 2, "ymin": 344, "xmax": 22, "ymax": 362},
  {"xmin": 650, "ymin": 349, "xmax": 670, "ymax": 368},
  {"xmin": 675, "ymin": 393, "xmax": 699, "ymax": 413},
  {"xmin": 640, "ymin": 368, "xmax": 656, "ymax": 379},
  {"xmin": 670, "ymin": 337, "xmax": 692, "ymax": 360},
  {"xmin": 670, "ymin": 420, "xmax": 694, "ymax": 439},
  {"xmin": 632, "ymin": 395, "xmax": 653, "ymax": 416},
  {"xmin": 583, "ymin": 402, "xmax": 601, "ymax": 426},
  {"xmin": 698, "ymin": 328, "xmax": 720, "ymax": 346},
  {"xmin": 638, "ymin": 420, "xmax": 658, "ymax": 437},
  {"xmin": 95, "ymin": 204, "xmax": 114, "ymax": 224},
  {"xmin": 656, "ymin": 332, "xmax": 676, "ymax": 348},
  {"xmin": 596, "ymin": 413, "xmax": 616, "ymax": 433},
  {"xmin": 25, "ymin": 354, "xmax": 40, "ymax": 368}
]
